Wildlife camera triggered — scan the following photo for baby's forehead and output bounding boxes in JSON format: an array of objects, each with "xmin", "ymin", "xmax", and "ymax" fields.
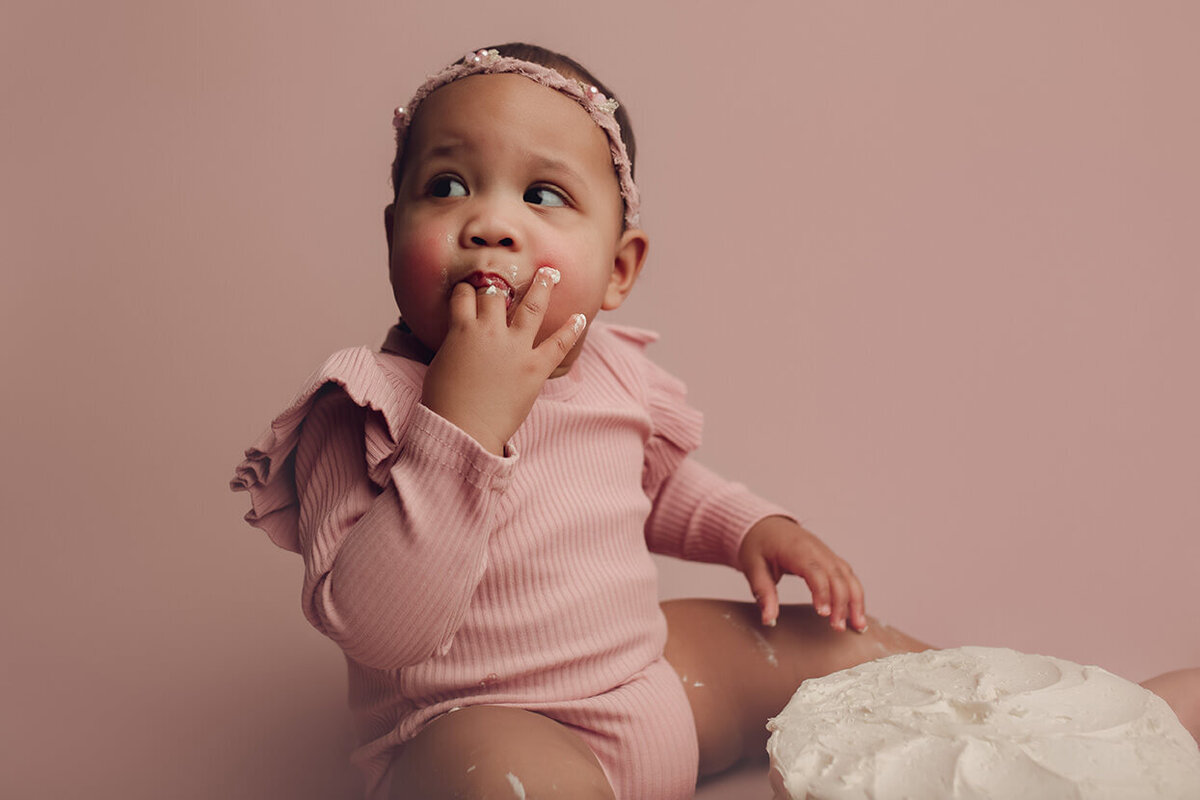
[
  {"xmin": 407, "ymin": 74, "xmax": 615, "ymax": 171},
  {"xmin": 417, "ymin": 73, "xmax": 593, "ymax": 127}
]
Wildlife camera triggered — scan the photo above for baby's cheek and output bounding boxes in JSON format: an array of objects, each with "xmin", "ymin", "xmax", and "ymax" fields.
[
  {"xmin": 394, "ymin": 228, "xmax": 452, "ymax": 294},
  {"xmin": 540, "ymin": 260, "xmax": 605, "ymax": 332}
]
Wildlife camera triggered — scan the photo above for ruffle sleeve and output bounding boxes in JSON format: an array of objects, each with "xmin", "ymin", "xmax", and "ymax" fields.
[
  {"xmin": 229, "ymin": 347, "xmax": 421, "ymax": 553},
  {"xmin": 601, "ymin": 324, "xmax": 704, "ymax": 497}
]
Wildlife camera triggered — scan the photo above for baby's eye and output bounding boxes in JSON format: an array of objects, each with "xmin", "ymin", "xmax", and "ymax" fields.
[
  {"xmin": 428, "ymin": 175, "xmax": 467, "ymax": 198},
  {"xmin": 524, "ymin": 186, "xmax": 567, "ymax": 207}
]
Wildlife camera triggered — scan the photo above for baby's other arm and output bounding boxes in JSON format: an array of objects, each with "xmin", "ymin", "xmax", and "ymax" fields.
[
  {"xmin": 644, "ymin": 457, "xmax": 866, "ymax": 633},
  {"xmin": 293, "ymin": 386, "xmax": 511, "ymax": 669}
]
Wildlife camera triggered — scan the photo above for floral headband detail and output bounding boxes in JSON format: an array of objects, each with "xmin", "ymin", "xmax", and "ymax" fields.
[{"xmin": 393, "ymin": 49, "xmax": 641, "ymax": 228}]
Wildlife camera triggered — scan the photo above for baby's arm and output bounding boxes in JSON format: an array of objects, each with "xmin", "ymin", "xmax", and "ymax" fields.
[
  {"xmin": 290, "ymin": 272, "xmax": 584, "ymax": 668},
  {"xmin": 645, "ymin": 458, "xmax": 866, "ymax": 633},
  {"xmin": 294, "ymin": 387, "xmax": 511, "ymax": 669}
]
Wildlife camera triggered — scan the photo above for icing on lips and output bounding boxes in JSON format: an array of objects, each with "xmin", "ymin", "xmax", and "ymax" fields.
[{"xmin": 462, "ymin": 271, "xmax": 516, "ymax": 309}]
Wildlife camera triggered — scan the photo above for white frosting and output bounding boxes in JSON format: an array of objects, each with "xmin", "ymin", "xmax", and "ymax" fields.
[{"xmin": 767, "ymin": 647, "xmax": 1200, "ymax": 800}]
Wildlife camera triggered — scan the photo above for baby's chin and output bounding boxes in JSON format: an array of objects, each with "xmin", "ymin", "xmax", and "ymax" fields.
[{"xmin": 392, "ymin": 318, "xmax": 440, "ymax": 364}]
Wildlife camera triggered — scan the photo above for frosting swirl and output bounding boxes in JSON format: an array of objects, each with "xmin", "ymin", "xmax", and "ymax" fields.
[{"xmin": 767, "ymin": 647, "xmax": 1200, "ymax": 799}]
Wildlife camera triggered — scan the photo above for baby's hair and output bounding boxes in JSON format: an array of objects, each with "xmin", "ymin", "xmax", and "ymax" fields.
[{"xmin": 389, "ymin": 42, "xmax": 637, "ymax": 201}]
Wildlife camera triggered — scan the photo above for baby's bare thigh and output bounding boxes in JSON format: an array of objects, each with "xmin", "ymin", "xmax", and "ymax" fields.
[
  {"xmin": 662, "ymin": 598, "xmax": 929, "ymax": 776},
  {"xmin": 388, "ymin": 705, "xmax": 615, "ymax": 799}
]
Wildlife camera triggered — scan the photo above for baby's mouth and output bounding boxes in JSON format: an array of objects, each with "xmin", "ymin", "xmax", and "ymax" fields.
[{"xmin": 461, "ymin": 271, "xmax": 516, "ymax": 309}]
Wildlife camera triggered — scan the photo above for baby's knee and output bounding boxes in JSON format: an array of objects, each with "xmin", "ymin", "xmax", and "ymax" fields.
[{"xmin": 1142, "ymin": 668, "xmax": 1200, "ymax": 744}]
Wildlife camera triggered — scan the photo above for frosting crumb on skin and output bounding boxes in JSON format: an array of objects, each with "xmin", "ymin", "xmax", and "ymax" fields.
[
  {"xmin": 505, "ymin": 772, "xmax": 526, "ymax": 799},
  {"xmin": 722, "ymin": 610, "xmax": 779, "ymax": 668}
]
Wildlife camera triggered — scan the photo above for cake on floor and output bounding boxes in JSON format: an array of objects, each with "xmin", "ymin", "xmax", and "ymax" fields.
[{"xmin": 766, "ymin": 646, "xmax": 1200, "ymax": 799}]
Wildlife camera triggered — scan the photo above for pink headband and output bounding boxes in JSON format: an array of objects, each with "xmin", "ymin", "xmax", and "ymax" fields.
[{"xmin": 392, "ymin": 49, "xmax": 641, "ymax": 228}]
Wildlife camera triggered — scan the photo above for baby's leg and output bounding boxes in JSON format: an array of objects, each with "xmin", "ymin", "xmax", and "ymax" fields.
[
  {"xmin": 1141, "ymin": 668, "xmax": 1200, "ymax": 743},
  {"xmin": 388, "ymin": 705, "xmax": 615, "ymax": 799},
  {"xmin": 662, "ymin": 599, "xmax": 930, "ymax": 777}
]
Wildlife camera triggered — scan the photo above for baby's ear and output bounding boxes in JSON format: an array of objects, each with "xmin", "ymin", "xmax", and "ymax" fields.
[
  {"xmin": 383, "ymin": 203, "xmax": 396, "ymax": 259},
  {"xmin": 602, "ymin": 228, "xmax": 649, "ymax": 311}
]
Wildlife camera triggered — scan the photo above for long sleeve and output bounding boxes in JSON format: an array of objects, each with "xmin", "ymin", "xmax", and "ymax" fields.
[
  {"xmin": 644, "ymin": 457, "xmax": 793, "ymax": 568},
  {"xmin": 293, "ymin": 386, "xmax": 516, "ymax": 670}
]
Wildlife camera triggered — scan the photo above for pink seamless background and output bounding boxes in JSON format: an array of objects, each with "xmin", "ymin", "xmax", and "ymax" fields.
[{"xmin": 3, "ymin": 2, "xmax": 1197, "ymax": 798}]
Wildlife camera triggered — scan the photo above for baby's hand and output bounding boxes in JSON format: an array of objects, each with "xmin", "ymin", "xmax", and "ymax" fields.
[
  {"xmin": 421, "ymin": 268, "xmax": 586, "ymax": 456},
  {"xmin": 737, "ymin": 516, "xmax": 868, "ymax": 633}
]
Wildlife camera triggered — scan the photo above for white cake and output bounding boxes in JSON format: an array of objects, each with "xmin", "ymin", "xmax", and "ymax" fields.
[{"xmin": 766, "ymin": 646, "xmax": 1200, "ymax": 800}]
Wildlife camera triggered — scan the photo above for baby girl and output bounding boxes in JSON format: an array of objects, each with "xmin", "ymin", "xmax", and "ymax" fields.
[{"xmin": 232, "ymin": 43, "xmax": 1198, "ymax": 799}]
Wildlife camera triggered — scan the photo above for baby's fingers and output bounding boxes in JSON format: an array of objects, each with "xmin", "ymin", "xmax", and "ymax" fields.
[
  {"xmin": 823, "ymin": 562, "xmax": 867, "ymax": 633},
  {"xmin": 447, "ymin": 280, "xmax": 478, "ymax": 324},
  {"xmin": 511, "ymin": 267, "xmax": 561, "ymax": 332},
  {"xmin": 846, "ymin": 569, "xmax": 868, "ymax": 632},
  {"xmin": 827, "ymin": 567, "xmax": 850, "ymax": 632},
  {"xmin": 743, "ymin": 556, "xmax": 781, "ymax": 627},
  {"xmin": 804, "ymin": 562, "xmax": 834, "ymax": 622},
  {"xmin": 535, "ymin": 312, "xmax": 588, "ymax": 370}
]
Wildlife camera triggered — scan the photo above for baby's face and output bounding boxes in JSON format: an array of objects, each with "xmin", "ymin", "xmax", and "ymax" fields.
[{"xmin": 388, "ymin": 73, "xmax": 633, "ymax": 369}]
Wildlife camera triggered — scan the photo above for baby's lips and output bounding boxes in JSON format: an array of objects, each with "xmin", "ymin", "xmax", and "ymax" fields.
[
  {"xmin": 463, "ymin": 271, "xmax": 512, "ymax": 292},
  {"xmin": 462, "ymin": 271, "xmax": 516, "ymax": 308}
]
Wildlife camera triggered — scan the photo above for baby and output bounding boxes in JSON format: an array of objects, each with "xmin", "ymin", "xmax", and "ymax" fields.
[{"xmin": 232, "ymin": 43, "xmax": 1199, "ymax": 800}]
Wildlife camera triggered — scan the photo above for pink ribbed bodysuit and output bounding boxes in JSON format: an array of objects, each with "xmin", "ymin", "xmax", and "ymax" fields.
[{"xmin": 231, "ymin": 322, "xmax": 789, "ymax": 799}]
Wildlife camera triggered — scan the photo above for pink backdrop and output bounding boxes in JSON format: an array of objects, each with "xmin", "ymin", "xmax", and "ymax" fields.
[{"xmin": 3, "ymin": 2, "xmax": 1197, "ymax": 798}]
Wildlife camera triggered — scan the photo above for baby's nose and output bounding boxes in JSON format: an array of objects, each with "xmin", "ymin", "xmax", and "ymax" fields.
[
  {"xmin": 462, "ymin": 204, "xmax": 520, "ymax": 250},
  {"xmin": 470, "ymin": 234, "xmax": 515, "ymax": 247}
]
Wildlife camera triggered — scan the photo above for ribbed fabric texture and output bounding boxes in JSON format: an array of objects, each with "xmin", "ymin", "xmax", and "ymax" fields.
[{"xmin": 231, "ymin": 323, "xmax": 791, "ymax": 798}]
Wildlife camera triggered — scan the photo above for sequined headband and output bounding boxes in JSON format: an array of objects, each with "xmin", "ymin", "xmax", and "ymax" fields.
[{"xmin": 393, "ymin": 49, "xmax": 641, "ymax": 228}]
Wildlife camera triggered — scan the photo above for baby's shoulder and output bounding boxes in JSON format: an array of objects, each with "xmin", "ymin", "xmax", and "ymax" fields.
[
  {"xmin": 295, "ymin": 346, "xmax": 423, "ymax": 436},
  {"xmin": 233, "ymin": 345, "xmax": 422, "ymax": 493},
  {"xmin": 582, "ymin": 323, "xmax": 663, "ymax": 396},
  {"xmin": 584, "ymin": 323, "xmax": 703, "ymax": 453},
  {"xmin": 297, "ymin": 346, "xmax": 417, "ymax": 398},
  {"xmin": 584, "ymin": 322, "xmax": 694, "ymax": 408},
  {"xmin": 584, "ymin": 322, "xmax": 662, "ymax": 374}
]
